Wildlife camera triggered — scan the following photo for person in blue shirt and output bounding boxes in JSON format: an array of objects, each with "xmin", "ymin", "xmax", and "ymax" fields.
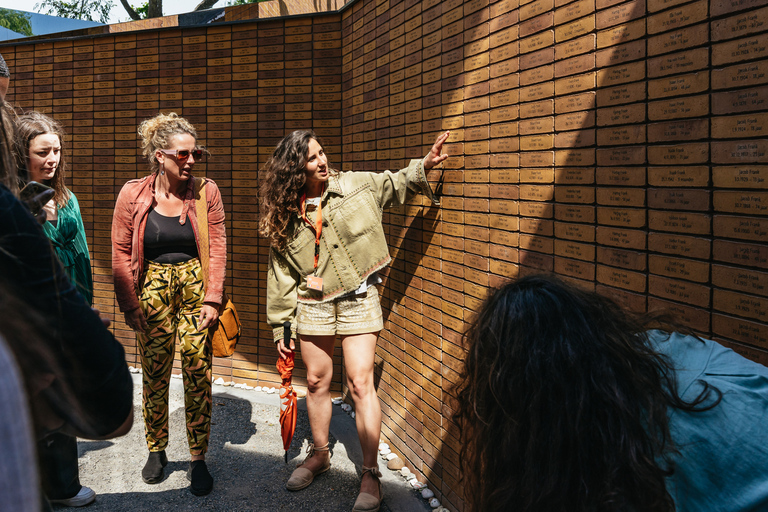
[{"xmin": 453, "ymin": 273, "xmax": 768, "ymax": 512}]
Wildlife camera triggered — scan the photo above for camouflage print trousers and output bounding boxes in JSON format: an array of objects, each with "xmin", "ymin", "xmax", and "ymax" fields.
[{"xmin": 137, "ymin": 258, "xmax": 211, "ymax": 456}]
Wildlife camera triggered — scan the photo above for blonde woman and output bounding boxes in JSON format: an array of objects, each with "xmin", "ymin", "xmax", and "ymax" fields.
[{"xmin": 112, "ymin": 113, "xmax": 225, "ymax": 496}]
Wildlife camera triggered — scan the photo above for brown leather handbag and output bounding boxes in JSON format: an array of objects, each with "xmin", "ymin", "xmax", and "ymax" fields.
[{"xmin": 196, "ymin": 178, "xmax": 241, "ymax": 357}]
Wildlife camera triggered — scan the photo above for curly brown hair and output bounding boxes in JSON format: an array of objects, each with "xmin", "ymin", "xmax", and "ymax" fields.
[
  {"xmin": 452, "ymin": 274, "xmax": 721, "ymax": 512},
  {"xmin": 259, "ymin": 130, "xmax": 334, "ymax": 252},
  {"xmin": 13, "ymin": 111, "xmax": 69, "ymax": 207}
]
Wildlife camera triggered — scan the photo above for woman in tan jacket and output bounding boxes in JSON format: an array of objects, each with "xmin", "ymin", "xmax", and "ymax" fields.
[{"xmin": 260, "ymin": 130, "xmax": 449, "ymax": 512}]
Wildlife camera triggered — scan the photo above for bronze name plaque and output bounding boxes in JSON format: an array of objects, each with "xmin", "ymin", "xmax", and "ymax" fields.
[
  {"xmin": 712, "ymin": 60, "xmax": 768, "ymax": 90},
  {"xmin": 712, "ymin": 140, "xmax": 768, "ymax": 164},
  {"xmin": 648, "ymin": 71, "xmax": 709, "ymax": 99},
  {"xmin": 648, "ymin": 233, "xmax": 711, "ymax": 258},
  {"xmin": 714, "ymin": 215, "xmax": 768, "ymax": 241},
  {"xmin": 713, "ymin": 165, "xmax": 768, "ymax": 188},
  {"xmin": 713, "ymin": 85, "xmax": 768, "ymax": 115},
  {"xmin": 713, "ymin": 33, "xmax": 768, "ymax": 67},
  {"xmin": 712, "ymin": 112, "xmax": 768, "ymax": 139},
  {"xmin": 648, "ymin": 211, "xmax": 711, "ymax": 234},
  {"xmin": 712, "ymin": 264, "xmax": 768, "ymax": 297},
  {"xmin": 648, "ymin": 23, "xmax": 709, "ymax": 56},
  {"xmin": 648, "ymin": 48, "xmax": 709, "ymax": 78},
  {"xmin": 648, "ymin": 166, "xmax": 709, "ymax": 187},
  {"xmin": 648, "ymin": 188, "xmax": 710, "ymax": 211},
  {"xmin": 596, "ymin": 167, "xmax": 646, "ymax": 186},
  {"xmin": 556, "ymin": 15, "xmax": 596, "ymax": 43},
  {"xmin": 596, "ymin": 266, "xmax": 646, "ymax": 293},
  {"xmin": 648, "ymin": 95, "xmax": 709, "ymax": 121},
  {"xmin": 649, "ymin": 255, "xmax": 709, "ymax": 282},
  {"xmin": 647, "ymin": 0, "xmax": 707, "ymax": 34}
]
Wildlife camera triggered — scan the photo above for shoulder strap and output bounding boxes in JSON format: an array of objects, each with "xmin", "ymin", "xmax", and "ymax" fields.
[{"xmin": 195, "ymin": 177, "xmax": 210, "ymax": 286}]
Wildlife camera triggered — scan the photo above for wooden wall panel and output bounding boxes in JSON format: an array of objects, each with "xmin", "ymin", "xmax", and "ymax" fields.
[{"xmin": 4, "ymin": 0, "xmax": 768, "ymax": 508}]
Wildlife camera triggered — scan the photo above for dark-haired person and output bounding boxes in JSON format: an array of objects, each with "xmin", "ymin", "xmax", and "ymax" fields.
[
  {"xmin": 14, "ymin": 111, "xmax": 93, "ymax": 305},
  {"xmin": 112, "ymin": 112, "xmax": 225, "ymax": 496},
  {"xmin": 260, "ymin": 130, "xmax": 449, "ymax": 512},
  {"xmin": 0, "ymin": 53, "xmax": 10, "ymax": 100},
  {"xmin": 12, "ymin": 111, "xmax": 97, "ymax": 508},
  {"xmin": 453, "ymin": 273, "xmax": 768, "ymax": 512},
  {"xmin": 0, "ymin": 102, "xmax": 133, "ymax": 510}
]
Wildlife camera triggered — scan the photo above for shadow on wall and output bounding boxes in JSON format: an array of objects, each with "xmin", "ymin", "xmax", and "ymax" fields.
[
  {"xmin": 370, "ymin": 193, "xmax": 442, "ymax": 402},
  {"xmin": 516, "ymin": 0, "xmax": 654, "ymax": 319}
]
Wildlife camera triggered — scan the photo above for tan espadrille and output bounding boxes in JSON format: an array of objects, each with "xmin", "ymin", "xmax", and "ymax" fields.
[
  {"xmin": 352, "ymin": 465, "xmax": 383, "ymax": 512},
  {"xmin": 285, "ymin": 442, "xmax": 331, "ymax": 491}
]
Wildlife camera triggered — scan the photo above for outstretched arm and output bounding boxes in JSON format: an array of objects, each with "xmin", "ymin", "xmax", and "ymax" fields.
[{"xmin": 424, "ymin": 131, "xmax": 450, "ymax": 170}]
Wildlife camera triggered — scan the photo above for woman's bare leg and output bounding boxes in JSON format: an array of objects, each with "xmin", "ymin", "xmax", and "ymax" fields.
[
  {"xmin": 342, "ymin": 332, "xmax": 382, "ymax": 499},
  {"xmin": 299, "ymin": 334, "xmax": 336, "ymax": 472}
]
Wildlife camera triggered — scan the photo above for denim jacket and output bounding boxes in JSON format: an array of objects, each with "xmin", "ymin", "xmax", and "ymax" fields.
[{"xmin": 267, "ymin": 158, "xmax": 439, "ymax": 341}]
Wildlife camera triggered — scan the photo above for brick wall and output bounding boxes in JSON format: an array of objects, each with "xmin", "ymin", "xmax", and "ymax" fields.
[{"xmin": 4, "ymin": 0, "xmax": 768, "ymax": 509}]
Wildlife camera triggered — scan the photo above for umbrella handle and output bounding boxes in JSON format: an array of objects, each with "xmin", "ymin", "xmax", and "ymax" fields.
[{"xmin": 283, "ymin": 321, "xmax": 291, "ymax": 345}]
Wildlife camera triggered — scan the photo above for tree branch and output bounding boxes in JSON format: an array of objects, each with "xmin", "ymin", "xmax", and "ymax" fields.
[
  {"xmin": 118, "ymin": 0, "xmax": 141, "ymax": 20},
  {"xmin": 194, "ymin": 0, "xmax": 221, "ymax": 11},
  {"xmin": 147, "ymin": 0, "xmax": 163, "ymax": 18}
]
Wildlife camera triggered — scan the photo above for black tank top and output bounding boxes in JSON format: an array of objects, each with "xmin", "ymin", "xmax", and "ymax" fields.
[{"xmin": 143, "ymin": 209, "xmax": 198, "ymax": 263}]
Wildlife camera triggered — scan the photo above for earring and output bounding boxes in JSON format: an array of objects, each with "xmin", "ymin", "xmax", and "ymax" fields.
[{"xmin": 160, "ymin": 161, "xmax": 165, "ymax": 176}]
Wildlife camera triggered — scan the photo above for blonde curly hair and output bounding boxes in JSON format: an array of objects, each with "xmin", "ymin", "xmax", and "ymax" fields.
[{"xmin": 138, "ymin": 112, "xmax": 197, "ymax": 173}]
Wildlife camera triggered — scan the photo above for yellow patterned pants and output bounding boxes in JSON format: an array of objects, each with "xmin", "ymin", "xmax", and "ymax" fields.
[{"xmin": 138, "ymin": 258, "xmax": 211, "ymax": 456}]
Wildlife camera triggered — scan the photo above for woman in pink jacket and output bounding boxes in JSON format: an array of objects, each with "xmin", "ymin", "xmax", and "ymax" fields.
[{"xmin": 111, "ymin": 113, "xmax": 226, "ymax": 496}]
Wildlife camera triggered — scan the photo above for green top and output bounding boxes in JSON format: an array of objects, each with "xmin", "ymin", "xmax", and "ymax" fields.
[{"xmin": 42, "ymin": 190, "xmax": 93, "ymax": 305}]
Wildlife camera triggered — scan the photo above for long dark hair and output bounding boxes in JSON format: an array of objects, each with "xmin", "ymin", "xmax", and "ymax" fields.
[
  {"xmin": 13, "ymin": 111, "xmax": 69, "ymax": 207},
  {"xmin": 452, "ymin": 274, "xmax": 721, "ymax": 512},
  {"xmin": 259, "ymin": 130, "xmax": 334, "ymax": 252}
]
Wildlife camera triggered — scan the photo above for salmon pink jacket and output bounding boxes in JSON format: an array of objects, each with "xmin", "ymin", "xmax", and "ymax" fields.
[{"xmin": 111, "ymin": 173, "xmax": 226, "ymax": 313}]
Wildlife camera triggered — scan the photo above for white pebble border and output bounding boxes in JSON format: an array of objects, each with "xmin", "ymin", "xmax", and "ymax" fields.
[
  {"xmin": 130, "ymin": 366, "xmax": 282, "ymax": 396},
  {"xmin": 130, "ymin": 366, "xmax": 447, "ymax": 511}
]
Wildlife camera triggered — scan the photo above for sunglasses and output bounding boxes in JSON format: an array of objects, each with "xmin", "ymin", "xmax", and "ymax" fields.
[{"xmin": 159, "ymin": 149, "xmax": 204, "ymax": 161}]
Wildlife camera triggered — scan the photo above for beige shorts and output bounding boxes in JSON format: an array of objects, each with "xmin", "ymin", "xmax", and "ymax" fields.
[{"xmin": 296, "ymin": 286, "xmax": 384, "ymax": 337}]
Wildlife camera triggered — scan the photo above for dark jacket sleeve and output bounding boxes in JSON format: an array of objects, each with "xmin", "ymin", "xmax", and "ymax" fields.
[{"xmin": 0, "ymin": 185, "xmax": 133, "ymax": 439}]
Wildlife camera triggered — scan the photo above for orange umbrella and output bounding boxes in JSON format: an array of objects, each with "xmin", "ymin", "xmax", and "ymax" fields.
[{"xmin": 277, "ymin": 322, "xmax": 297, "ymax": 463}]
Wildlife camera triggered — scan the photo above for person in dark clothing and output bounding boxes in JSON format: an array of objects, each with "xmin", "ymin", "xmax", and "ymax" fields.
[{"xmin": 0, "ymin": 100, "xmax": 133, "ymax": 510}]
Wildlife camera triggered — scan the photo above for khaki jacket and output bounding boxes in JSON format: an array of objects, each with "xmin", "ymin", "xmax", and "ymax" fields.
[{"xmin": 267, "ymin": 158, "xmax": 439, "ymax": 341}]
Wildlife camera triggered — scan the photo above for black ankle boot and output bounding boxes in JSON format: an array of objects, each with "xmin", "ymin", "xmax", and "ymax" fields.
[
  {"xmin": 187, "ymin": 460, "xmax": 213, "ymax": 496},
  {"xmin": 142, "ymin": 450, "xmax": 168, "ymax": 484}
]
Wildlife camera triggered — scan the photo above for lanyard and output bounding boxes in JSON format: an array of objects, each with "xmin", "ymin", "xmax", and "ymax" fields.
[{"xmin": 300, "ymin": 192, "xmax": 323, "ymax": 274}]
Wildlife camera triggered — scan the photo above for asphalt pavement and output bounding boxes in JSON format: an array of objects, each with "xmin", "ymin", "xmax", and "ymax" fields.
[{"xmin": 55, "ymin": 373, "xmax": 431, "ymax": 512}]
